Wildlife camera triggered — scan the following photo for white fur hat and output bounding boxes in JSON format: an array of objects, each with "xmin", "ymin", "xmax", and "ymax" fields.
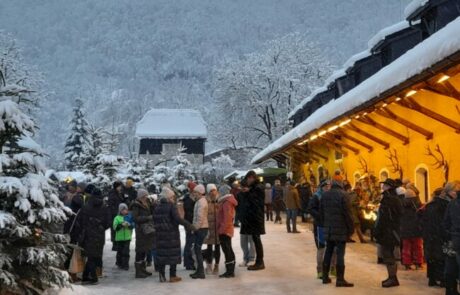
[
  {"xmin": 207, "ymin": 183, "xmax": 217, "ymax": 193},
  {"xmin": 194, "ymin": 184, "xmax": 206, "ymax": 195},
  {"xmin": 161, "ymin": 187, "xmax": 175, "ymax": 200}
]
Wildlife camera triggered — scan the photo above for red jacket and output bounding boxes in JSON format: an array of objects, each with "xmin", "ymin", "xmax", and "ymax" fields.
[{"xmin": 217, "ymin": 194, "xmax": 238, "ymax": 237}]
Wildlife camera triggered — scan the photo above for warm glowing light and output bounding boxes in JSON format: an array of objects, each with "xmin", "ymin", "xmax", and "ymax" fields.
[
  {"xmin": 355, "ymin": 115, "xmax": 360, "ymax": 119},
  {"xmin": 363, "ymin": 112, "xmax": 368, "ymax": 116},
  {"xmin": 437, "ymin": 75, "xmax": 450, "ymax": 83},
  {"xmin": 297, "ymin": 139, "xmax": 309, "ymax": 146},
  {"xmin": 339, "ymin": 119, "xmax": 351, "ymax": 127},
  {"xmin": 310, "ymin": 134, "xmax": 318, "ymax": 141},
  {"xmin": 362, "ymin": 210, "xmax": 377, "ymax": 221},
  {"xmin": 406, "ymin": 90, "xmax": 417, "ymax": 97},
  {"xmin": 328, "ymin": 125, "xmax": 339, "ymax": 132},
  {"xmin": 395, "ymin": 97, "xmax": 401, "ymax": 102},
  {"xmin": 382, "ymin": 103, "xmax": 388, "ymax": 108},
  {"xmin": 318, "ymin": 130, "xmax": 327, "ymax": 136}
]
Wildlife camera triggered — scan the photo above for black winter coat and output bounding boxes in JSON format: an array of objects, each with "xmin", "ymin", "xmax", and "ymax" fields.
[
  {"xmin": 123, "ymin": 186, "xmax": 137, "ymax": 206},
  {"xmin": 131, "ymin": 199, "xmax": 155, "ymax": 253},
  {"xmin": 272, "ymin": 185, "xmax": 285, "ymax": 212},
  {"xmin": 444, "ymin": 198, "xmax": 460, "ymax": 253},
  {"xmin": 63, "ymin": 192, "xmax": 85, "ymax": 237},
  {"xmin": 183, "ymin": 194, "xmax": 195, "ymax": 224},
  {"xmin": 107, "ymin": 189, "xmax": 126, "ymax": 218},
  {"xmin": 298, "ymin": 184, "xmax": 312, "ymax": 212},
  {"xmin": 374, "ymin": 190, "xmax": 403, "ymax": 247},
  {"xmin": 240, "ymin": 183, "xmax": 265, "ymax": 235},
  {"xmin": 308, "ymin": 192, "xmax": 322, "ymax": 227},
  {"xmin": 400, "ymin": 196, "xmax": 422, "ymax": 239},
  {"xmin": 320, "ymin": 186, "xmax": 354, "ymax": 242},
  {"xmin": 75, "ymin": 197, "xmax": 111, "ymax": 257},
  {"xmin": 420, "ymin": 196, "xmax": 450, "ymax": 261},
  {"xmin": 153, "ymin": 198, "xmax": 191, "ymax": 265}
]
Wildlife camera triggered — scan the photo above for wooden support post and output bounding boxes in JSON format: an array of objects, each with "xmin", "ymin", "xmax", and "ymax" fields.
[
  {"xmin": 357, "ymin": 116, "xmax": 409, "ymax": 144},
  {"xmin": 335, "ymin": 131, "xmax": 373, "ymax": 152},
  {"xmin": 322, "ymin": 134, "xmax": 360, "ymax": 155},
  {"xmin": 344, "ymin": 123, "xmax": 390, "ymax": 149},
  {"xmin": 398, "ymin": 97, "xmax": 460, "ymax": 133},
  {"xmin": 375, "ymin": 108, "xmax": 433, "ymax": 140}
]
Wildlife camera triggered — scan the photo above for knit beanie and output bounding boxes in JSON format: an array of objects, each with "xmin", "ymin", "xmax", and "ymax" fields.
[
  {"xmin": 218, "ymin": 184, "xmax": 231, "ymax": 196},
  {"xmin": 137, "ymin": 189, "xmax": 149, "ymax": 200},
  {"xmin": 207, "ymin": 183, "xmax": 217, "ymax": 193},
  {"xmin": 405, "ymin": 188, "xmax": 416, "ymax": 198},
  {"xmin": 118, "ymin": 203, "xmax": 128, "ymax": 214},
  {"xmin": 396, "ymin": 187, "xmax": 406, "ymax": 196},
  {"xmin": 161, "ymin": 187, "xmax": 175, "ymax": 200},
  {"xmin": 188, "ymin": 181, "xmax": 197, "ymax": 191},
  {"xmin": 194, "ymin": 184, "xmax": 206, "ymax": 195}
]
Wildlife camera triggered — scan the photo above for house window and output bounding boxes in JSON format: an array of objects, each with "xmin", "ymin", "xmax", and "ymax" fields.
[
  {"xmin": 415, "ymin": 165, "xmax": 429, "ymax": 203},
  {"xmin": 379, "ymin": 169, "xmax": 389, "ymax": 182}
]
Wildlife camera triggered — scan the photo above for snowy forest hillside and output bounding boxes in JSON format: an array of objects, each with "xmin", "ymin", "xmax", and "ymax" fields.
[{"xmin": 0, "ymin": 0, "xmax": 411, "ymax": 166}]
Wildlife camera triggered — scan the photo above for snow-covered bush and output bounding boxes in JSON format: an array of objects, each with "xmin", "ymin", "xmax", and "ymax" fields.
[{"xmin": 0, "ymin": 36, "xmax": 71, "ymax": 294}]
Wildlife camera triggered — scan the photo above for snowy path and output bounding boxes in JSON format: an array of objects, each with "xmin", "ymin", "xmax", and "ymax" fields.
[{"xmin": 61, "ymin": 220, "xmax": 442, "ymax": 295}]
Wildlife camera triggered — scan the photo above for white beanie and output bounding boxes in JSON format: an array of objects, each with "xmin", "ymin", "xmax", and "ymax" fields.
[
  {"xmin": 207, "ymin": 183, "xmax": 217, "ymax": 193},
  {"xmin": 160, "ymin": 187, "xmax": 175, "ymax": 200},
  {"xmin": 396, "ymin": 187, "xmax": 406, "ymax": 196},
  {"xmin": 194, "ymin": 184, "xmax": 206, "ymax": 195}
]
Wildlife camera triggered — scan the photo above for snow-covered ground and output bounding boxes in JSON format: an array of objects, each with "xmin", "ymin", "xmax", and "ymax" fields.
[{"xmin": 59, "ymin": 220, "xmax": 442, "ymax": 295}]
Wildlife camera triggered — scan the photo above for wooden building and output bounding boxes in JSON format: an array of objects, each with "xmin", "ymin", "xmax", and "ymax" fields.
[
  {"xmin": 135, "ymin": 109, "xmax": 207, "ymax": 166},
  {"xmin": 253, "ymin": 0, "xmax": 460, "ymax": 203}
]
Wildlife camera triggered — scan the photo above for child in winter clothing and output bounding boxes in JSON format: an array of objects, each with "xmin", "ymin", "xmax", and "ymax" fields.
[{"xmin": 113, "ymin": 203, "xmax": 133, "ymax": 270}]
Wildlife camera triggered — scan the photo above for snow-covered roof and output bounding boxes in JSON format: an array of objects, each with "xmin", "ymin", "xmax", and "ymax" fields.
[
  {"xmin": 253, "ymin": 17, "xmax": 460, "ymax": 164},
  {"xmin": 135, "ymin": 109, "xmax": 207, "ymax": 139},
  {"xmin": 368, "ymin": 21, "xmax": 411, "ymax": 50},
  {"xmin": 405, "ymin": 0, "xmax": 430, "ymax": 18},
  {"xmin": 288, "ymin": 86, "xmax": 327, "ymax": 118}
]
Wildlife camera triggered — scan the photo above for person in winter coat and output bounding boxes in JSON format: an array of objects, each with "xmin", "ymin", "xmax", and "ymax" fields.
[
  {"xmin": 344, "ymin": 183, "xmax": 366, "ymax": 243},
  {"xmin": 190, "ymin": 184, "xmax": 209, "ymax": 279},
  {"xmin": 308, "ymin": 179, "xmax": 331, "ymax": 280},
  {"xmin": 400, "ymin": 188, "xmax": 423, "ymax": 270},
  {"xmin": 237, "ymin": 180, "xmax": 256, "ymax": 267},
  {"xmin": 183, "ymin": 181, "xmax": 197, "ymax": 270},
  {"xmin": 272, "ymin": 179, "xmax": 285, "ymax": 224},
  {"xmin": 75, "ymin": 188, "xmax": 111, "ymax": 285},
  {"xmin": 123, "ymin": 177, "xmax": 138, "ymax": 206},
  {"xmin": 320, "ymin": 180, "xmax": 354, "ymax": 287},
  {"xmin": 108, "ymin": 181, "xmax": 125, "ymax": 251},
  {"xmin": 241, "ymin": 171, "xmax": 265, "ymax": 271},
  {"xmin": 131, "ymin": 189, "xmax": 156, "ymax": 279},
  {"xmin": 154, "ymin": 187, "xmax": 192, "ymax": 283},
  {"xmin": 374, "ymin": 178, "xmax": 403, "ymax": 288},
  {"xmin": 285, "ymin": 180, "xmax": 301, "ymax": 233},
  {"xmin": 264, "ymin": 183, "xmax": 273, "ymax": 222},
  {"xmin": 113, "ymin": 203, "xmax": 133, "ymax": 270},
  {"xmin": 419, "ymin": 187, "xmax": 449, "ymax": 288},
  {"xmin": 442, "ymin": 181, "xmax": 460, "ymax": 295},
  {"xmin": 231, "ymin": 182, "xmax": 241, "ymax": 227},
  {"xmin": 298, "ymin": 182, "xmax": 312, "ymax": 223},
  {"xmin": 204, "ymin": 184, "xmax": 221, "ymax": 275},
  {"xmin": 217, "ymin": 185, "xmax": 238, "ymax": 278}
]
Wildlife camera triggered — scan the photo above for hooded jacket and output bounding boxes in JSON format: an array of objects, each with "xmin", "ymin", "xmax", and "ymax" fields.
[{"xmin": 217, "ymin": 194, "xmax": 238, "ymax": 237}]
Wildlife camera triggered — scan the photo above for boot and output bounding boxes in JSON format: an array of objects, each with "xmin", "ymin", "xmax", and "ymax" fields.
[
  {"xmin": 335, "ymin": 265, "xmax": 354, "ymax": 287},
  {"xmin": 220, "ymin": 262, "xmax": 235, "ymax": 278},
  {"xmin": 96, "ymin": 267, "xmax": 103, "ymax": 278},
  {"xmin": 382, "ymin": 264, "xmax": 399, "ymax": 288},
  {"xmin": 205, "ymin": 263, "xmax": 213, "ymax": 275},
  {"xmin": 69, "ymin": 273, "xmax": 81, "ymax": 283},
  {"xmin": 141, "ymin": 261, "xmax": 152, "ymax": 276},
  {"xmin": 322, "ymin": 263, "xmax": 332, "ymax": 284},
  {"xmin": 190, "ymin": 268, "xmax": 206, "ymax": 279},
  {"xmin": 135, "ymin": 262, "xmax": 149, "ymax": 279},
  {"xmin": 213, "ymin": 264, "xmax": 219, "ymax": 275},
  {"xmin": 169, "ymin": 276, "xmax": 182, "ymax": 283},
  {"xmin": 159, "ymin": 271, "xmax": 167, "ymax": 283},
  {"xmin": 269, "ymin": 212, "xmax": 273, "ymax": 221},
  {"xmin": 247, "ymin": 261, "xmax": 265, "ymax": 271}
]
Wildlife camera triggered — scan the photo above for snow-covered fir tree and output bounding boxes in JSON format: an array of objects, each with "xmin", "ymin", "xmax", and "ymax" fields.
[
  {"xmin": 64, "ymin": 99, "xmax": 90, "ymax": 170},
  {"xmin": 93, "ymin": 154, "xmax": 122, "ymax": 192},
  {"xmin": 0, "ymin": 37, "xmax": 70, "ymax": 294},
  {"xmin": 83, "ymin": 124, "xmax": 105, "ymax": 176}
]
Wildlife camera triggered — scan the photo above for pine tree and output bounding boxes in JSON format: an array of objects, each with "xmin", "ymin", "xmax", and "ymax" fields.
[
  {"xmin": 83, "ymin": 124, "xmax": 105, "ymax": 175},
  {"xmin": 64, "ymin": 99, "xmax": 90, "ymax": 170},
  {"xmin": 0, "ymin": 42, "xmax": 70, "ymax": 294}
]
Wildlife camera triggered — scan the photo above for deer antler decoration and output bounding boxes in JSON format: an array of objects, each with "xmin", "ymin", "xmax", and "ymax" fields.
[
  {"xmin": 386, "ymin": 148, "xmax": 403, "ymax": 179},
  {"xmin": 358, "ymin": 156, "xmax": 369, "ymax": 175},
  {"xmin": 425, "ymin": 144, "xmax": 449, "ymax": 184}
]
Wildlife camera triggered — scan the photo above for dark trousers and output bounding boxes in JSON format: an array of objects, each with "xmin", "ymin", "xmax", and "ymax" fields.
[
  {"xmin": 286, "ymin": 209, "xmax": 298, "ymax": 232},
  {"xmin": 83, "ymin": 256, "xmax": 101, "ymax": 281},
  {"xmin": 219, "ymin": 234, "xmax": 235, "ymax": 264},
  {"xmin": 135, "ymin": 251, "xmax": 146, "ymax": 262},
  {"xmin": 252, "ymin": 234, "xmax": 264, "ymax": 264},
  {"xmin": 159, "ymin": 264, "xmax": 177, "ymax": 277},
  {"xmin": 427, "ymin": 258, "xmax": 445, "ymax": 283},
  {"xmin": 234, "ymin": 211, "xmax": 240, "ymax": 226},
  {"xmin": 116, "ymin": 240, "xmax": 130, "ymax": 268},
  {"xmin": 265, "ymin": 204, "xmax": 273, "ymax": 221},
  {"xmin": 274, "ymin": 208, "xmax": 282, "ymax": 222},
  {"xmin": 205, "ymin": 244, "xmax": 221, "ymax": 264},
  {"xmin": 324, "ymin": 241, "xmax": 346, "ymax": 268},
  {"xmin": 184, "ymin": 231, "xmax": 195, "ymax": 268},
  {"xmin": 381, "ymin": 245, "xmax": 397, "ymax": 266},
  {"xmin": 194, "ymin": 228, "xmax": 208, "ymax": 274}
]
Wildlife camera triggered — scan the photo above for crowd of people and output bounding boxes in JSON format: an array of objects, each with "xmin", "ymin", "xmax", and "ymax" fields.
[{"xmin": 60, "ymin": 170, "xmax": 460, "ymax": 295}]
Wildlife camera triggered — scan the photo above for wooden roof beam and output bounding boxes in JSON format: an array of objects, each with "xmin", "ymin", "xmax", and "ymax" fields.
[
  {"xmin": 344, "ymin": 123, "xmax": 390, "ymax": 149},
  {"xmin": 421, "ymin": 86, "xmax": 460, "ymax": 101},
  {"xmin": 335, "ymin": 131, "xmax": 373, "ymax": 152},
  {"xmin": 315, "ymin": 139, "xmax": 349, "ymax": 157},
  {"xmin": 398, "ymin": 97, "xmax": 460, "ymax": 133},
  {"xmin": 322, "ymin": 134, "xmax": 360, "ymax": 155},
  {"xmin": 307, "ymin": 148, "xmax": 329, "ymax": 161},
  {"xmin": 357, "ymin": 116, "xmax": 409, "ymax": 145},
  {"xmin": 374, "ymin": 108, "xmax": 433, "ymax": 140}
]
